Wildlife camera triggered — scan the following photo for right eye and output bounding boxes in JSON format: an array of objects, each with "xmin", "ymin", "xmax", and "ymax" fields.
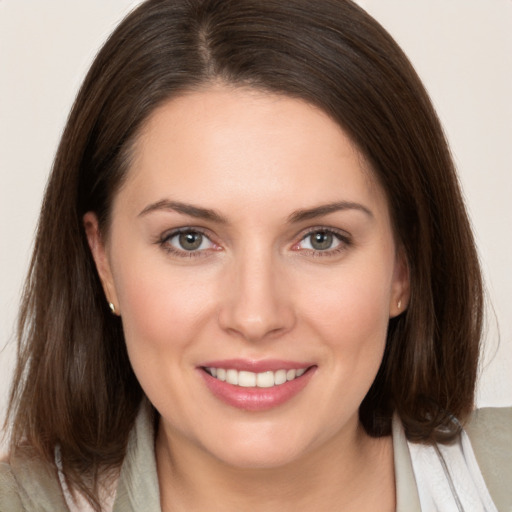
[{"xmin": 160, "ymin": 229, "xmax": 218, "ymax": 256}]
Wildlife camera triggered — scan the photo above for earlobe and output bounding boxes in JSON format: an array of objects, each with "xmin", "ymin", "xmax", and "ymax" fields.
[
  {"xmin": 390, "ymin": 248, "xmax": 410, "ymax": 318},
  {"xmin": 83, "ymin": 212, "xmax": 119, "ymax": 314}
]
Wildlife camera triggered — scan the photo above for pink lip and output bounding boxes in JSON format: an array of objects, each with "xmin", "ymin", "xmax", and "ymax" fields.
[{"xmin": 198, "ymin": 361, "xmax": 317, "ymax": 412}]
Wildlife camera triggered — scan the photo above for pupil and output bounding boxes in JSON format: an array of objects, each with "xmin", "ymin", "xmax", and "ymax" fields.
[
  {"xmin": 179, "ymin": 232, "xmax": 202, "ymax": 250},
  {"xmin": 311, "ymin": 232, "xmax": 333, "ymax": 250}
]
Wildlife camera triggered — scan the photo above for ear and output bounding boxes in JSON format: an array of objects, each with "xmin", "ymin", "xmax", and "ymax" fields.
[
  {"xmin": 389, "ymin": 247, "xmax": 410, "ymax": 318},
  {"xmin": 83, "ymin": 212, "xmax": 120, "ymax": 315}
]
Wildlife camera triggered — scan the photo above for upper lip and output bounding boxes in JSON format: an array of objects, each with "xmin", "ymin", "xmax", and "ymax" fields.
[{"xmin": 199, "ymin": 359, "xmax": 314, "ymax": 373}]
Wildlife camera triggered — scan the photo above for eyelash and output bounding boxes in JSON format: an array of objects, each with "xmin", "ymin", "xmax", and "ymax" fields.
[{"xmin": 156, "ymin": 227, "xmax": 352, "ymax": 258}]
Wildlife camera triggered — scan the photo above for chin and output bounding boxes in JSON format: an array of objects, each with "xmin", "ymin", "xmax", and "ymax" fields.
[
  {"xmin": 194, "ymin": 421, "xmax": 322, "ymax": 470},
  {"xmin": 211, "ymin": 443, "xmax": 306, "ymax": 470}
]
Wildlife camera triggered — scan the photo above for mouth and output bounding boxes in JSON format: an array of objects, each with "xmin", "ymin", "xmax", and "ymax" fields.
[
  {"xmin": 198, "ymin": 361, "xmax": 316, "ymax": 411},
  {"xmin": 203, "ymin": 367, "xmax": 308, "ymax": 388}
]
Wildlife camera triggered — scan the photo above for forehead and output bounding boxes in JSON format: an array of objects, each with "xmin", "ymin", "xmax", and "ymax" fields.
[{"xmin": 118, "ymin": 86, "xmax": 388, "ymax": 222}]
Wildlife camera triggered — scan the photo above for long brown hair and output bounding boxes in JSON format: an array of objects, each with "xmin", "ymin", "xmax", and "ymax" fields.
[{"xmin": 7, "ymin": 0, "xmax": 483, "ymax": 508}]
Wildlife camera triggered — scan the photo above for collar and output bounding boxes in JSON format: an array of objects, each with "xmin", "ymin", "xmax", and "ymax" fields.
[
  {"xmin": 392, "ymin": 414, "xmax": 422, "ymax": 511},
  {"xmin": 113, "ymin": 400, "xmax": 160, "ymax": 512}
]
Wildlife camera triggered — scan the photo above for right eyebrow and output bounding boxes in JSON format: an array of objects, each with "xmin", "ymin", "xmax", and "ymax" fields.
[{"xmin": 138, "ymin": 199, "xmax": 228, "ymax": 224}]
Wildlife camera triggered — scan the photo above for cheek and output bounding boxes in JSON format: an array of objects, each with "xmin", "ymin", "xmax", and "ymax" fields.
[
  {"xmin": 298, "ymin": 256, "xmax": 394, "ymax": 390},
  {"xmin": 111, "ymin": 258, "xmax": 219, "ymax": 414},
  {"xmin": 305, "ymin": 263, "xmax": 392, "ymax": 337},
  {"xmin": 111, "ymin": 254, "xmax": 216, "ymax": 357}
]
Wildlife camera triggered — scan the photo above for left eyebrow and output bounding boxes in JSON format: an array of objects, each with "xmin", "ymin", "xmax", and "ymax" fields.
[{"xmin": 287, "ymin": 201, "xmax": 374, "ymax": 223}]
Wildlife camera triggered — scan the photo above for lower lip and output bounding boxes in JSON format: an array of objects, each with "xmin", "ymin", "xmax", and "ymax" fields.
[{"xmin": 199, "ymin": 367, "xmax": 316, "ymax": 411}]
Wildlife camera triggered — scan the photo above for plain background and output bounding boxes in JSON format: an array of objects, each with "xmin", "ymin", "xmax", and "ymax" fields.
[{"xmin": 1, "ymin": 0, "xmax": 511, "ymax": 445}]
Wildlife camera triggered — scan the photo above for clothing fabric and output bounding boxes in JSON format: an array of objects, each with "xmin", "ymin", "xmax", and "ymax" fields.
[
  {"xmin": 1, "ymin": 405, "xmax": 511, "ymax": 511},
  {"xmin": 406, "ymin": 421, "xmax": 498, "ymax": 511}
]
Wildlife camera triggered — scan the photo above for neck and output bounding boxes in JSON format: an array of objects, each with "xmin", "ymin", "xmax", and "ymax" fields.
[{"xmin": 156, "ymin": 418, "xmax": 395, "ymax": 512}]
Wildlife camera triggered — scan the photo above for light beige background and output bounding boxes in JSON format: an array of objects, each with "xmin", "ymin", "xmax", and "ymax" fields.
[{"xmin": 1, "ymin": 1, "xmax": 511, "ymax": 443}]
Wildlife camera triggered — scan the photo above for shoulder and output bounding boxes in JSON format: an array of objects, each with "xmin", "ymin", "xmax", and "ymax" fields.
[
  {"xmin": 0, "ymin": 449, "xmax": 69, "ymax": 511},
  {"xmin": 465, "ymin": 406, "xmax": 512, "ymax": 463},
  {"xmin": 465, "ymin": 406, "xmax": 512, "ymax": 511},
  {"xmin": 0, "ymin": 460, "xmax": 24, "ymax": 511}
]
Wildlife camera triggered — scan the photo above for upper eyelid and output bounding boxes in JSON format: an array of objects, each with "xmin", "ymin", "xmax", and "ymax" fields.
[
  {"xmin": 295, "ymin": 225, "xmax": 352, "ymax": 242},
  {"xmin": 159, "ymin": 226, "xmax": 213, "ymax": 242}
]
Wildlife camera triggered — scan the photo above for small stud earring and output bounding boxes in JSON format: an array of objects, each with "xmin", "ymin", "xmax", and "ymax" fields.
[
  {"xmin": 109, "ymin": 302, "xmax": 116, "ymax": 315},
  {"xmin": 397, "ymin": 299, "xmax": 402, "ymax": 311}
]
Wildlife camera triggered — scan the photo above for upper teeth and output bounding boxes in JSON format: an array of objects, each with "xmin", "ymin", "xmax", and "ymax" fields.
[{"xmin": 206, "ymin": 368, "xmax": 307, "ymax": 388}]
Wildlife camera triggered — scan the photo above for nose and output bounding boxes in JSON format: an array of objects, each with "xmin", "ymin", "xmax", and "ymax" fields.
[{"xmin": 218, "ymin": 249, "xmax": 296, "ymax": 342}]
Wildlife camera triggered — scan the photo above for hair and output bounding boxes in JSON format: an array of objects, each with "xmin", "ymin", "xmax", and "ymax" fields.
[{"xmin": 6, "ymin": 0, "xmax": 483, "ymax": 509}]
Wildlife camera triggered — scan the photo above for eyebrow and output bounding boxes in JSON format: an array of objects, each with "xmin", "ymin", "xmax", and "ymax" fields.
[
  {"xmin": 138, "ymin": 199, "xmax": 373, "ymax": 224},
  {"xmin": 287, "ymin": 201, "xmax": 373, "ymax": 223},
  {"xmin": 138, "ymin": 199, "xmax": 228, "ymax": 223}
]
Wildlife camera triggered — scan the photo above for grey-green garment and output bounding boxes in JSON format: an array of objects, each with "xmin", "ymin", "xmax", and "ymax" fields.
[{"xmin": 1, "ymin": 406, "xmax": 511, "ymax": 511}]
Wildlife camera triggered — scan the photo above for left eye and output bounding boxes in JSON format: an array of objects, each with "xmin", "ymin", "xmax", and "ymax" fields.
[
  {"xmin": 167, "ymin": 231, "xmax": 215, "ymax": 252},
  {"xmin": 298, "ymin": 230, "xmax": 343, "ymax": 251}
]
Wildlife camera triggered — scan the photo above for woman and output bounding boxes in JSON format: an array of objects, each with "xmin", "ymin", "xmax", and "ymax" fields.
[{"xmin": 1, "ymin": 0, "xmax": 510, "ymax": 510}]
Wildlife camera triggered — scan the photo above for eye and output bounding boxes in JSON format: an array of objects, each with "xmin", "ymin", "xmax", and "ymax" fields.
[
  {"xmin": 161, "ymin": 229, "xmax": 217, "ymax": 255},
  {"xmin": 303, "ymin": 231, "xmax": 337, "ymax": 251},
  {"xmin": 175, "ymin": 231, "xmax": 207, "ymax": 251},
  {"xmin": 294, "ymin": 228, "xmax": 350, "ymax": 254}
]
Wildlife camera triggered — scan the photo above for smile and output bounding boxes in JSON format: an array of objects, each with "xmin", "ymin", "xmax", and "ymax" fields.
[
  {"xmin": 204, "ymin": 367, "xmax": 307, "ymax": 388},
  {"xmin": 199, "ymin": 360, "xmax": 316, "ymax": 411}
]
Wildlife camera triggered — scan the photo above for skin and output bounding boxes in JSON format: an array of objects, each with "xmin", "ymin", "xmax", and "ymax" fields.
[{"xmin": 85, "ymin": 86, "xmax": 409, "ymax": 511}]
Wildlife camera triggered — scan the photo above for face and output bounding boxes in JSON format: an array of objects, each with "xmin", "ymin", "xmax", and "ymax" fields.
[{"xmin": 85, "ymin": 87, "xmax": 408, "ymax": 469}]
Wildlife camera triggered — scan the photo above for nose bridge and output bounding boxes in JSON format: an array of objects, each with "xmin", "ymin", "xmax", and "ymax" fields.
[{"xmin": 219, "ymin": 243, "xmax": 294, "ymax": 341}]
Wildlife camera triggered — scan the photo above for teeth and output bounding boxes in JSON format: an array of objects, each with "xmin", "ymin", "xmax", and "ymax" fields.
[
  {"xmin": 274, "ymin": 369, "xmax": 287, "ymax": 385},
  {"xmin": 205, "ymin": 367, "xmax": 308, "ymax": 388},
  {"xmin": 256, "ymin": 371, "xmax": 274, "ymax": 388},
  {"xmin": 238, "ymin": 371, "xmax": 256, "ymax": 387},
  {"xmin": 226, "ymin": 369, "xmax": 238, "ymax": 385},
  {"xmin": 286, "ymin": 369, "xmax": 296, "ymax": 381}
]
